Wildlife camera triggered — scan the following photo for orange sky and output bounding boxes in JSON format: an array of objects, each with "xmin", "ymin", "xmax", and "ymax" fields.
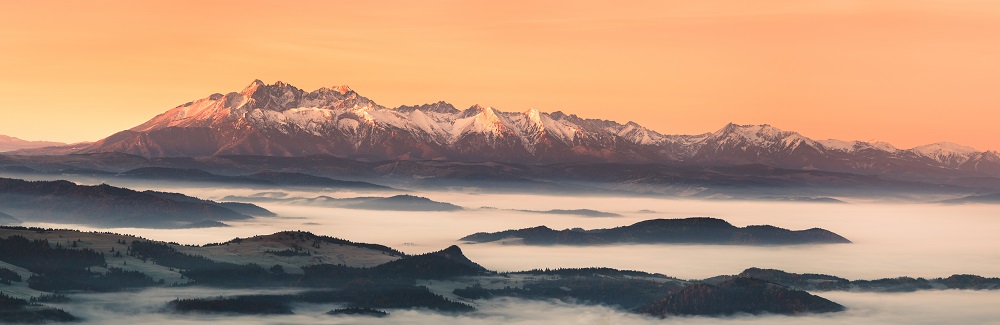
[{"xmin": 1, "ymin": 0, "xmax": 998, "ymax": 150}]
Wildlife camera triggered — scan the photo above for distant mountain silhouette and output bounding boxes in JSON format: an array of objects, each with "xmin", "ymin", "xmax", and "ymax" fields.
[
  {"xmin": 119, "ymin": 167, "xmax": 391, "ymax": 190},
  {"xmin": 3, "ymin": 153, "xmax": 998, "ymax": 200},
  {"xmin": 344, "ymin": 195, "xmax": 462, "ymax": 211},
  {"xmin": 223, "ymin": 194, "xmax": 461, "ymax": 211},
  {"xmin": 940, "ymin": 193, "xmax": 1000, "ymax": 204},
  {"xmin": 509, "ymin": 208, "xmax": 620, "ymax": 217},
  {"xmin": 0, "ymin": 178, "xmax": 269, "ymax": 228}
]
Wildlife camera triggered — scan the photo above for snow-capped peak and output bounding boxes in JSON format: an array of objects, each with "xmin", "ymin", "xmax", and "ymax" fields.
[
  {"xmin": 817, "ymin": 139, "xmax": 860, "ymax": 152},
  {"xmin": 525, "ymin": 108, "xmax": 544, "ymax": 127},
  {"xmin": 714, "ymin": 123, "xmax": 782, "ymax": 138},
  {"xmin": 616, "ymin": 121, "xmax": 665, "ymax": 145},
  {"xmin": 817, "ymin": 139, "xmax": 905, "ymax": 153},
  {"xmin": 450, "ymin": 105, "xmax": 516, "ymax": 141},
  {"xmin": 910, "ymin": 142, "xmax": 980, "ymax": 165},
  {"xmin": 713, "ymin": 123, "xmax": 809, "ymax": 145},
  {"xmin": 868, "ymin": 141, "xmax": 899, "ymax": 152},
  {"xmin": 911, "ymin": 142, "xmax": 979, "ymax": 156}
]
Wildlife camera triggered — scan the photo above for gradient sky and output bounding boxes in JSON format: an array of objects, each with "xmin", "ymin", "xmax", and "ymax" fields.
[{"xmin": 1, "ymin": 0, "xmax": 998, "ymax": 150}]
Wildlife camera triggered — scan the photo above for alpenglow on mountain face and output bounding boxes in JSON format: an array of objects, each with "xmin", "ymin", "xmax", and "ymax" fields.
[
  {"xmin": 77, "ymin": 80, "xmax": 1000, "ymax": 175},
  {"xmin": 80, "ymin": 80, "xmax": 686, "ymax": 162}
]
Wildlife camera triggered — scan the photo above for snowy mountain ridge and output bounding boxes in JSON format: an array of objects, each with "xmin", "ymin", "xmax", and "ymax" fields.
[{"xmin": 72, "ymin": 80, "xmax": 998, "ymax": 176}]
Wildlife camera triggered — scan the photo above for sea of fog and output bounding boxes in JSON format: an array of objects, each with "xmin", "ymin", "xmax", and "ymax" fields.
[
  {"xmin": 28, "ymin": 185, "xmax": 1000, "ymax": 280},
  {"xmin": 57, "ymin": 288, "xmax": 1000, "ymax": 325},
  {"xmin": 19, "ymin": 184, "xmax": 1000, "ymax": 324}
]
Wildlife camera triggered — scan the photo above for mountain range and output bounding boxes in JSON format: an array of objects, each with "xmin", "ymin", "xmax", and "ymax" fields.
[{"xmin": 12, "ymin": 80, "xmax": 1000, "ymax": 179}]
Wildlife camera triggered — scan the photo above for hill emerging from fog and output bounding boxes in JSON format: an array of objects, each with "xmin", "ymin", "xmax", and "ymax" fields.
[{"xmin": 461, "ymin": 217, "xmax": 851, "ymax": 245}]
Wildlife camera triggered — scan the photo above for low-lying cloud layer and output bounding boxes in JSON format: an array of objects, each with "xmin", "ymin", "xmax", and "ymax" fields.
[
  {"xmin": 14, "ymin": 182, "xmax": 1000, "ymax": 323},
  {"xmin": 54, "ymin": 288, "xmax": 1000, "ymax": 325},
  {"xmin": 27, "ymin": 187, "xmax": 1000, "ymax": 280}
]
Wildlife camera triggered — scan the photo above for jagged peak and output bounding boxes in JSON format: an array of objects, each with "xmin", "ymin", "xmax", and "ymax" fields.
[
  {"xmin": 980, "ymin": 150, "xmax": 1000, "ymax": 160},
  {"xmin": 461, "ymin": 104, "xmax": 497, "ymax": 118},
  {"xmin": 395, "ymin": 101, "xmax": 458, "ymax": 114},
  {"xmin": 718, "ymin": 122, "xmax": 774, "ymax": 131},
  {"xmin": 713, "ymin": 123, "xmax": 795, "ymax": 140},
  {"xmin": 546, "ymin": 111, "xmax": 589, "ymax": 124},
  {"xmin": 525, "ymin": 108, "xmax": 544, "ymax": 125},
  {"xmin": 241, "ymin": 79, "xmax": 266, "ymax": 94},
  {"xmin": 331, "ymin": 84, "xmax": 352, "ymax": 94},
  {"xmin": 241, "ymin": 80, "xmax": 301, "ymax": 93}
]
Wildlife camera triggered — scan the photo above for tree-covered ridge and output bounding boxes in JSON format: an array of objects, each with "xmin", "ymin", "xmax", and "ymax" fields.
[
  {"xmin": 455, "ymin": 276, "xmax": 684, "ymax": 310},
  {"xmin": 0, "ymin": 234, "xmax": 158, "ymax": 292},
  {"xmin": 327, "ymin": 307, "xmax": 389, "ymax": 317},
  {"xmin": 207, "ymin": 231, "xmax": 406, "ymax": 257},
  {"xmin": 638, "ymin": 277, "xmax": 845, "ymax": 317},
  {"xmin": 169, "ymin": 284, "xmax": 473, "ymax": 315}
]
